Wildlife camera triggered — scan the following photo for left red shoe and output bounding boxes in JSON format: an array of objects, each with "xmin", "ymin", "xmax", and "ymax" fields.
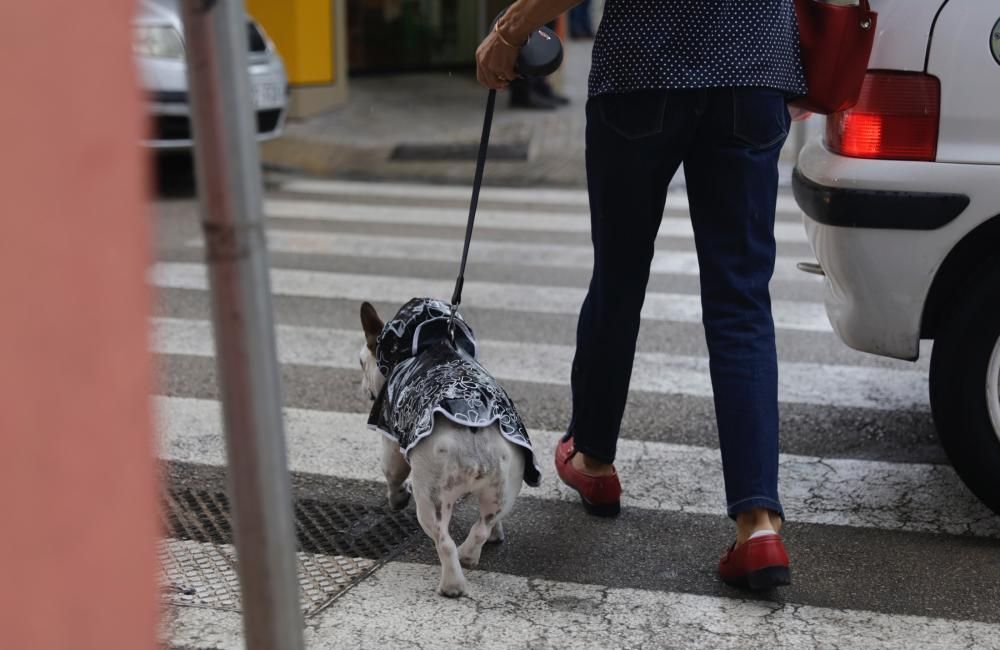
[
  {"xmin": 718, "ymin": 532, "xmax": 791, "ymax": 591},
  {"xmin": 555, "ymin": 437, "xmax": 621, "ymax": 517}
]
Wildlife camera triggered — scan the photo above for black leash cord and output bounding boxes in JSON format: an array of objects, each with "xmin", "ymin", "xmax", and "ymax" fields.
[{"xmin": 448, "ymin": 88, "xmax": 496, "ymax": 340}]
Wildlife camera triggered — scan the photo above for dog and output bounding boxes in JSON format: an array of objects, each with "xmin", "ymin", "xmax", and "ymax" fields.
[{"xmin": 360, "ymin": 298, "xmax": 540, "ymax": 597}]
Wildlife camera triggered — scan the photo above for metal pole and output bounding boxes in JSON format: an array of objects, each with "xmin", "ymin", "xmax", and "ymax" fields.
[{"xmin": 179, "ymin": 2, "xmax": 305, "ymax": 649}]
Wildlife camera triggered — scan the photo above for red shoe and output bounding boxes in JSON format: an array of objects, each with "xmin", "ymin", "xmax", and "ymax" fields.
[
  {"xmin": 718, "ymin": 532, "xmax": 791, "ymax": 590},
  {"xmin": 555, "ymin": 437, "xmax": 622, "ymax": 517}
]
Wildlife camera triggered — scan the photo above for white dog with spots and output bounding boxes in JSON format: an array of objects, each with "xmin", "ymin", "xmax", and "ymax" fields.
[{"xmin": 360, "ymin": 300, "xmax": 539, "ymax": 597}]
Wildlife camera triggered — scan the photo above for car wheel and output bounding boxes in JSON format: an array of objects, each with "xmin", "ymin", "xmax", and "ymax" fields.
[{"xmin": 929, "ymin": 265, "xmax": 1000, "ymax": 515}]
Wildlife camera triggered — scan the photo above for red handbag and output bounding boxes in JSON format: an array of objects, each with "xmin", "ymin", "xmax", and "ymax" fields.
[{"xmin": 791, "ymin": 0, "xmax": 878, "ymax": 114}]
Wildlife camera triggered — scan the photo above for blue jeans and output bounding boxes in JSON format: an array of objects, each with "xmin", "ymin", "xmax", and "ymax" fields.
[{"xmin": 568, "ymin": 87, "xmax": 790, "ymax": 520}]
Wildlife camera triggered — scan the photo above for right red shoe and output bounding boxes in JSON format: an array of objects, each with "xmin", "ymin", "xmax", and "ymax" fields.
[
  {"xmin": 555, "ymin": 437, "xmax": 622, "ymax": 517},
  {"xmin": 718, "ymin": 532, "xmax": 791, "ymax": 591}
]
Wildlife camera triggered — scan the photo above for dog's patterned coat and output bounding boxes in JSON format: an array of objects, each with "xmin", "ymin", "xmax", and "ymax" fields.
[{"xmin": 368, "ymin": 297, "xmax": 541, "ymax": 486}]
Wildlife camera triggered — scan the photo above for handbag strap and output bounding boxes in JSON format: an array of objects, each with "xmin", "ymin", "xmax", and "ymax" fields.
[
  {"xmin": 448, "ymin": 88, "xmax": 496, "ymax": 342},
  {"xmin": 858, "ymin": 0, "xmax": 874, "ymax": 30}
]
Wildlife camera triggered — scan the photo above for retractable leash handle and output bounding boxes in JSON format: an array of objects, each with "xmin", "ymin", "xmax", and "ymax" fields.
[{"xmin": 447, "ymin": 19, "xmax": 563, "ymax": 343}]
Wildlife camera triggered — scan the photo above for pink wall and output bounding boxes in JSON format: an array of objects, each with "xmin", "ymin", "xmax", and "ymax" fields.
[{"xmin": 0, "ymin": 2, "xmax": 158, "ymax": 648}]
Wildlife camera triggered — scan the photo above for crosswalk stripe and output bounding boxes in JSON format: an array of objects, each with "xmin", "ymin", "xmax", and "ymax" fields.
[
  {"xmin": 167, "ymin": 561, "xmax": 1000, "ymax": 648},
  {"xmin": 303, "ymin": 562, "xmax": 1000, "ymax": 647},
  {"xmin": 157, "ymin": 396, "xmax": 999, "ymax": 537},
  {"xmin": 282, "ymin": 178, "xmax": 592, "ymax": 206},
  {"xmin": 151, "ymin": 317, "xmax": 927, "ymax": 412},
  {"xmin": 153, "ymin": 262, "xmax": 832, "ymax": 333},
  {"xmin": 194, "ymin": 230, "xmax": 820, "ymax": 284},
  {"xmin": 262, "ymin": 198, "xmax": 810, "ymax": 244},
  {"xmin": 279, "ymin": 177, "xmax": 804, "ymax": 214}
]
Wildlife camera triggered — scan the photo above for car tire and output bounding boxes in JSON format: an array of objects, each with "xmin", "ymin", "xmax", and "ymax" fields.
[{"xmin": 929, "ymin": 265, "xmax": 1000, "ymax": 515}]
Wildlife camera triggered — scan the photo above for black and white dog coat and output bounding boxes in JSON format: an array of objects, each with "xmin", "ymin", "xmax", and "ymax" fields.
[{"xmin": 368, "ymin": 297, "xmax": 541, "ymax": 487}]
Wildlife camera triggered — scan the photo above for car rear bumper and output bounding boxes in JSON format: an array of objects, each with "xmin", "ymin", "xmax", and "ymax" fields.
[
  {"xmin": 142, "ymin": 98, "xmax": 286, "ymax": 150},
  {"xmin": 792, "ymin": 168, "xmax": 969, "ymax": 230},
  {"xmin": 795, "ymin": 139, "xmax": 993, "ymax": 361}
]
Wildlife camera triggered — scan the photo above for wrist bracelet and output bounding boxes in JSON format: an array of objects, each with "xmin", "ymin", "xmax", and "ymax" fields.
[{"xmin": 494, "ymin": 20, "xmax": 522, "ymax": 49}]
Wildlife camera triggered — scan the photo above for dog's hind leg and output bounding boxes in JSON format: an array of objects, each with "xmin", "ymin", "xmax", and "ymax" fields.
[
  {"xmin": 458, "ymin": 495, "xmax": 500, "ymax": 569},
  {"xmin": 414, "ymin": 490, "xmax": 466, "ymax": 597},
  {"xmin": 465, "ymin": 436, "xmax": 524, "ymax": 566},
  {"xmin": 380, "ymin": 437, "xmax": 411, "ymax": 510},
  {"xmin": 459, "ymin": 438, "xmax": 523, "ymax": 567}
]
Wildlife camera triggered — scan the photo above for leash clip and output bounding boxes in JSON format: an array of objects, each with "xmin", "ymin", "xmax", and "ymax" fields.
[
  {"xmin": 448, "ymin": 275, "xmax": 463, "ymax": 345},
  {"xmin": 447, "ymin": 305, "xmax": 458, "ymax": 344}
]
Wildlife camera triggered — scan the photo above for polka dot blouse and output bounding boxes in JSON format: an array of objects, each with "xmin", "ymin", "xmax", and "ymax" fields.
[{"xmin": 589, "ymin": 0, "xmax": 808, "ymax": 97}]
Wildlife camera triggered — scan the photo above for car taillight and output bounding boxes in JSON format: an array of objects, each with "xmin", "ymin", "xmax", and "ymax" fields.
[{"xmin": 826, "ymin": 72, "xmax": 940, "ymax": 162}]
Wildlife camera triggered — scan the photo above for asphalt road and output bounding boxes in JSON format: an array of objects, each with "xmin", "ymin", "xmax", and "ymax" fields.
[{"xmin": 153, "ymin": 162, "xmax": 1000, "ymax": 649}]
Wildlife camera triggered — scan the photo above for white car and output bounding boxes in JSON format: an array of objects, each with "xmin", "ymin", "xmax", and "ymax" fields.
[
  {"xmin": 134, "ymin": 0, "xmax": 287, "ymax": 148},
  {"xmin": 793, "ymin": 0, "xmax": 1000, "ymax": 514}
]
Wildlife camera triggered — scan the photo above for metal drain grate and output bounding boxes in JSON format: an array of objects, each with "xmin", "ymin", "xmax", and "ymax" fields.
[
  {"xmin": 390, "ymin": 141, "xmax": 530, "ymax": 161},
  {"xmin": 159, "ymin": 539, "xmax": 374, "ymax": 616},
  {"xmin": 160, "ymin": 487, "xmax": 421, "ymax": 616},
  {"xmin": 163, "ymin": 488, "xmax": 419, "ymax": 558}
]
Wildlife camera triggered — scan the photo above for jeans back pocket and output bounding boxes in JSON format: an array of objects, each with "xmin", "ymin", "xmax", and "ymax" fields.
[
  {"xmin": 731, "ymin": 88, "xmax": 790, "ymax": 150},
  {"xmin": 597, "ymin": 90, "xmax": 670, "ymax": 140}
]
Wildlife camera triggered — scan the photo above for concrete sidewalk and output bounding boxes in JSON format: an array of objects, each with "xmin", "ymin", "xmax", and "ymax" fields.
[{"xmin": 262, "ymin": 40, "xmax": 593, "ymax": 187}]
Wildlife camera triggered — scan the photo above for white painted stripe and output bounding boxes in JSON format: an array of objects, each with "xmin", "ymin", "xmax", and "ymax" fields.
[
  {"xmin": 151, "ymin": 317, "xmax": 928, "ymax": 412},
  {"xmin": 157, "ymin": 397, "xmax": 1000, "ymax": 538},
  {"xmin": 153, "ymin": 262, "xmax": 832, "ymax": 333},
  {"xmin": 167, "ymin": 561, "xmax": 1000, "ymax": 649},
  {"xmin": 279, "ymin": 177, "xmax": 804, "ymax": 213},
  {"xmin": 311, "ymin": 563, "xmax": 1000, "ymax": 648},
  {"xmin": 195, "ymin": 230, "xmax": 819, "ymax": 284},
  {"xmin": 282, "ymin": 178, "xmax": 593, "ymax": 206},
  {"xmin": 263, "ymin": 198, "xmax": 810, "ymax": 244}
]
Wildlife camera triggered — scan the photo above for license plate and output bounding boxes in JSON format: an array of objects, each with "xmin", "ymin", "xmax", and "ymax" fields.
[{"xmin": 252, "ymin": 81, "xmax": 283, "ymax": 109}]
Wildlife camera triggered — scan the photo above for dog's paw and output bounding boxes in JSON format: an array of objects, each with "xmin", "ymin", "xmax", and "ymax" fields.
[
  {"xmin": 458, "ymin": 554, "xmax": 479, "ymax": 570},
  {"xmin": 486, "ymin": 521, "xmax": 505, "ymax": 544},
  {"xmin": 438, "ymin": 579, "xmax": 467, "ymax": 598},
  {"xmin": 388, "ymin": 487, "xmax": 411, "ymax": 511}
]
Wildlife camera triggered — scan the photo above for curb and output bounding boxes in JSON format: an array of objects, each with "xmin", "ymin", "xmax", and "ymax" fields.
[{"xmin": 261, "ymin": 136, "xmax": 796, "ymax": 190}]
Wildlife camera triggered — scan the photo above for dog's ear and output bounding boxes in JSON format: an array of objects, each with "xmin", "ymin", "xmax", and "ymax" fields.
[{"xmin": 360, "ymin": 302, "xmax": 383, "ymax": 352}]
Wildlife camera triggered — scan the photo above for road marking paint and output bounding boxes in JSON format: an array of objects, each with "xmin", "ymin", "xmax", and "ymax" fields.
[
  {"xmin": 278, "ymin": 177, "xmax": 804, "ymax": 214},
  {"xmin": 151, "ymin": 317, "xmax": 927, "ymax": 411},
  {"xmin": 309, "ymin": 562, "xmax": 1000, "ymax": 648},
  {"xmin": 188, "ymin": 230, "xmax": 819, "ymax": 284},
  {"xmin": 282, "ymin": 178, "xmax": 593, "ymax": 206},
  {"xmin": 167, "ymin": 560, "xmax": 1000, "ymax": 648},
  {"xmin": 263, "ymin": 198, "xmax": 810, "ymax": 244},
  {"xmin": 158, "ymin": 396, "xmax": 999, "ymax": 538},
  {"xmin": 153, "ymin": 262, "xmax": 831, "ymax": 333}
]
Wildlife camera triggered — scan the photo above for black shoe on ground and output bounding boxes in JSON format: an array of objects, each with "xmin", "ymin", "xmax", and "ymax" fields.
[
  {"xmin": 510, "ymin": 89, "xmax": 559, "ymax": 110},
  {"xmin": 531, "ymin": 80, "xmax": 570, "ymax": 106}
]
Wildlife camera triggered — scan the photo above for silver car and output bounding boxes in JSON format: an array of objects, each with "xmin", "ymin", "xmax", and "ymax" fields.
[{"xmin": 134, "ymin": 0, "xmax": 288, "ymax": 149}]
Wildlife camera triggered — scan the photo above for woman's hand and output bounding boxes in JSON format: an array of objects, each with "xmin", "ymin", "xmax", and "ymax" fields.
[
  {"xmin": 475, "ymin": 27, "xmax": 520, "ymax": 90},
  {"xmin": 789, "ymin": 106, "xmax": 813, "ymax": 122},
  {"xmin": 474, "ymin": 0, "xmax": 579, "ymax": 89}
]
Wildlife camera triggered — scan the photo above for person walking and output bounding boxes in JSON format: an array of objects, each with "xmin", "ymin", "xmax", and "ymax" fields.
[{"xmin": 476, "ymin": 0, "xmax": 806, "ymax": 590}]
